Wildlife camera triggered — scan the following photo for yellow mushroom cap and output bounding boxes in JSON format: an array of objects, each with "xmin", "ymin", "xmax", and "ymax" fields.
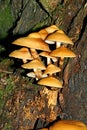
[
  {"xmin": 49, "ymin": 120, "xmax": 87, "ymax": 130},
  {"xmin": 21, "ymin": 59, "xmax": 46, "ymax": 70},
  {"xmin": 28, "ymin": 32, "xmax": 41, "ymax": 38},
  {"xmin": 37, "ymin": 76, "xmax": 62, "ymax": 88},
  {"xmin": 12, "ymin": 37, "xmax": 51, "ymax": 52},
  {"xmin": 38, "ymin": 29, "xmax": 48, "ymax": 40},
  {"xmin": 43, "ymin": 64, "xmax": 61, "ymax": 75},
  {"xmin": 9, "ymin": 47, "xmax": 33, "ymax": 61},
  {"xmin": 50, "ymin": 46, "xmax": 76, "ymax": 58},
  {"xmin": 45, "ymin": 25, "xmax": 59, "ymax": 34},
  {"xmin": 46, "ymin": 30, "xmax": 74, "ymax": 45}
]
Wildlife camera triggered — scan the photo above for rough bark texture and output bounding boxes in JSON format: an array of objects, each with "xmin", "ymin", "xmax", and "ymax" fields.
[
  {"xmin": 0, "ymin": 0, "xmax": 87, "ymax": 129},
  {"xmin": 63, "ymin": 24, "xmax": 87, "ymax": 124}
]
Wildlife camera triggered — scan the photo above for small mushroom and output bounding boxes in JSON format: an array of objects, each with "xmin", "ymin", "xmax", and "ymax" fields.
[
  {"xmin": 9, "ymin": 47, "xmax": 33, "ymax": 63},
  {"xmin": 45, "ymin": 25, "xmax": 59, "ymax": 34},
  {"xmin": 43, "ymin": 64, "xmax": 61, "ymax": 76},
  {"xmin": 21, "ymin": 59, "xmax": 46, "ymax": 80},
  {"xmin": 37, "ymin": 76, "xmax": 62, "ymax": 88},
  {"xmin": 38, "ymin": 29, "xmax": 48, "ymax": 40},
  {"xmin": 45, "ymin": 30, "xmax": 74, "ymax": 48},
  {"xmin": 28, "ymin": 32, "xmax": 41, "ymax": 38},
  {"xmin": 27, "ymin": 72, "xmax": 36, "ymax": 78},
  {"xmin": 39, "ymin": 51, "xmax": 57, "ymax": 65},
  {"xmin": 49, "ymin": 120, "xmax": 87, "ymax": 130},
  {"xmin": 50, "ymin": 46, "xmax": 76, "ymax": 69},
  {"xmin": 37, "ymin": 76, "xmax": 62, "ymax": 108}
]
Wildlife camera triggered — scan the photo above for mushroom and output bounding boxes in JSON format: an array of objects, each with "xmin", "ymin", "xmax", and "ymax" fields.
[
  {"xmin": 45, "ymin": 30, "xmax": 74, "ymax": 48},
  {"xmin": 38, "ymin": 29, "xmax": 48, "ymax": 40},
  {"xmin": 49, "ymin": 120, "xmax": 87, "ymax": 130},
  {"xmin": 45, "ymin": 25, "xmax": 59, "ymax": 34},
  {"xmin": 28, "ymin": 32, "xmax": 41, "ymax": 38},
  {"xmin": 50, "ymin": 46, "xmax": 76, "ymax": 70},
  {"xmin": 21, "ymin": 59, "xmax": 46, "ymax": 80},
  {"xmin": 38, "ymin": 76, "xmax": 62, "ymax": 88},
  {"xmin": 39, "ymin": 51, "xmax": 57, "ymax": 65},
  {"xmin": 37, "ymin": 76, "xmax": 62, "ymax": 108},
  {"xmin": 12, "ymin": 34, "xmax": 51, "ymax": 59},
  {"xmin": 43, "ymin": 64, "xmax": 61, "ymax": 76},
  {"xmin": 9, "ymin": 47, "xmax": 33, "ymax": 63},
  {"xmin": 27, "ymin": 72, "xmax": 36, "ymax": 78}
]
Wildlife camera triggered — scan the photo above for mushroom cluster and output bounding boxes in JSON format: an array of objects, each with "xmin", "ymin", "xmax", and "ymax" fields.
[{"xmin": 9, "ymin": 25, "xmax": 76, "ymax": 108}]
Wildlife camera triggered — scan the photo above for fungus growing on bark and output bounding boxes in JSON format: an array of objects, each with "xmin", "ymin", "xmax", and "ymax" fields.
[
  {"xmin": 45, "ymin": 30, "xmax": 74, "ymax": 48},
  {"xmin": 37, "ymin": 76, "xmax": 62, "ymax": 88},
  {"xmin": 38, "ymin": 29, "xmax": 48, "ymax": 40},
  {"xmin": 21, "ymin": 59, "xmax": 46, "ymax": 80},
  {"xmin": 50, "ymin": 46, "xmax": 76, "ymax": 69},
  {"xmin": 43, "ymin": 64, "xmax": 61, "ymax": 76},
  {"xmin": 27, "ymin": 72, "xmax": 36, "ymax": 78},
  {"xmin": 37, "ymin": 76, "xmax": 62, "ymax": 107},
  {"xmin": 9, "ymin": 47, "xmax": 33, "ymax": 63},
  {"xmin": 12, "ymin": 35, "xmax": 51, "ymax": 59},
  {"xmin": 28, "ymin": 32, "xmax": 41, "ymax": 38},
  {"xmin": 9, "ymin": 25, "xmax": 77, "ymax": 121},
  {"xmin": 45, "ymin": 25, "xmax": 59, "ymax": 34}
]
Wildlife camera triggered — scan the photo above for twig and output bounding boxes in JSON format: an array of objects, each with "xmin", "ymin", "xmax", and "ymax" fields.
[{"xmin": 0, "ymin": 69, "xmax": 13, "ymax": 74}]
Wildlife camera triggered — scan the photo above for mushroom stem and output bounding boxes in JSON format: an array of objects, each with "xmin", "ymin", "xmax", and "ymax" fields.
[
  {"xmin": 30, "ymin": 48, "xmax": 39, "ymax": 59},
  {"xmin": 59, "ymin": 57, "xmax": 64, "ymax": 69},
  {"xmin": 56, "ymin": 42, "xmax": 61, "ymax": 48},
  {"xmin": 54, "ymin": 42, "xmax": 62, "ymax": 66},
  {"xmin": 59, "ymin": 57, "xmax": 64, "ymax": 78},
  {"xmin": 47, "ymin": 57, "xmax": 51, "ymax": 65},
  {"xmin": 30, "ymin": 49, "xmax": 43, "ymax": 80},
  {"xmin": 34, "ymin": 69, "xmax": 42, "ymax": 80},
  {"xmin": 22, "ymin": 59, "xmax": 28, "ymax": 63}
]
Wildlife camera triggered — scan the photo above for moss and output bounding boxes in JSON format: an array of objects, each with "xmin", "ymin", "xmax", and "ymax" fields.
[{"xmin": 0, "ymin": 1, "xmax": 14, "ymax": 39}]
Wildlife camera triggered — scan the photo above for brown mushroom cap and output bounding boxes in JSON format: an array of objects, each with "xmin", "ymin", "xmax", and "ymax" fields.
[
  {"xmin": 12, "ymin": 37, "xmax": 51, "ymax": 52},
  {"xmin": 37, "ymin": 76, "xmax": 62, "ymax": 88},
  {"xmin": 45, "ymin": 30, "xmax": 74, "ymax": 45},
  {"xmin": 49, "ymin": 120, "xmax": 87, "ymax": 130},
  {"xmin": 9, "ymin": 47, "xmax": 33, "ymax": 61},
  {"xmin": 50, "ymin": 46, "xmax": 76, "ymax": 58},
  {"xmin": 43, "ymin": 64, "xmax": 61, "ymax": 75},
  {"xmin": 21, "ymin": 59, "xmax": 46, "ymax": 70}
]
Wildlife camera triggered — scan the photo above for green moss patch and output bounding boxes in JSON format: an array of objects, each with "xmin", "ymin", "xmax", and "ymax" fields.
[{"xmin": 0, "ymin": 2, "xmax": 14, "ymax": 39}]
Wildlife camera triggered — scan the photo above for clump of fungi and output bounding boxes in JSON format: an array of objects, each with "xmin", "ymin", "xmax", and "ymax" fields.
[{"xmin": 9, "ymin": 25, "xmax": 78, "ymax": 125}]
